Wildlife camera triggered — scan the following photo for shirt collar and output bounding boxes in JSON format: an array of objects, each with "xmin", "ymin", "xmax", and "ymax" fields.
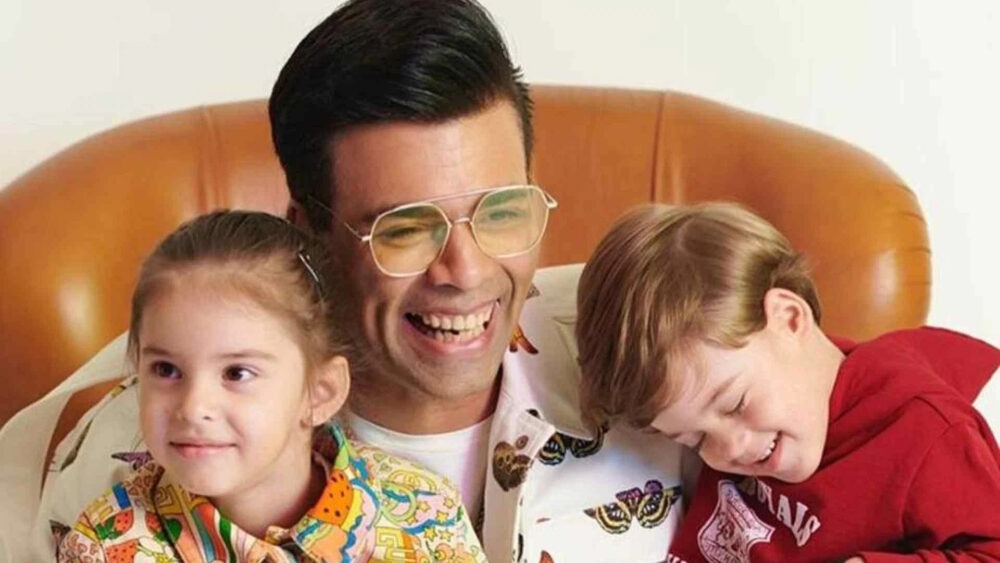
[{"xmin": 153, "ymin": 423, "xmax": 381, "ymax": 562}]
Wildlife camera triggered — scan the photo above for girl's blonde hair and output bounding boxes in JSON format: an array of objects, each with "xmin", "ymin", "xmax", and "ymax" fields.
[
  {"xmin": 576, "ymin": 202, "xmax": 820, "ymax": 430},
  {"xmin": 127, "ymin": 210, "xmax": 350, "ymax": 375}
]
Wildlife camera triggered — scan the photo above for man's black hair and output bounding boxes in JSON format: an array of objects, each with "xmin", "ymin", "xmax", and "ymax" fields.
[{"xmin": 269, "ymin": 0, "xmax": 534, "ymax": 230}]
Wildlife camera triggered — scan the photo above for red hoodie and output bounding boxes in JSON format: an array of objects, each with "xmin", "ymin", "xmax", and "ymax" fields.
[{"xmin": 667, "ymin": 327, "xmax": 1000, "ymax": 563}]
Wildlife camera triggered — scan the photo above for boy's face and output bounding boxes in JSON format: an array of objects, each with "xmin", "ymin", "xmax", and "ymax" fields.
[{"xmin": 650, "ymin": 320, "xmax": 833, "ymax": 483}]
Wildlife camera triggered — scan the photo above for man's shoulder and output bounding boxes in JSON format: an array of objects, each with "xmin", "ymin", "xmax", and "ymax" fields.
[
  {"xmin": 528, "ymin": 263, "xmax": 583, "ymax": 320},
  {"xmin": 499, "ymin": 264, "xmax": 589, "ymax": 435}
]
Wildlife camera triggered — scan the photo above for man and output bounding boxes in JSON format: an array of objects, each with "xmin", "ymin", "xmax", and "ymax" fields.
[{"xmin": 25, "ymin": 1, "xmax": 689, "ymax": 561}]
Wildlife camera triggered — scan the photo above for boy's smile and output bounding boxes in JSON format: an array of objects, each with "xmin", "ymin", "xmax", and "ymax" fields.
[{"xmin": 650, "ymin": 290, "xmax": 843, "ymax": 483}]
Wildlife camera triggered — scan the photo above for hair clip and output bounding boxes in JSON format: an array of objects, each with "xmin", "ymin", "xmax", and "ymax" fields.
[{"xmin": 297, "ymin": 248, "xmax": 325, "ymax": 298}]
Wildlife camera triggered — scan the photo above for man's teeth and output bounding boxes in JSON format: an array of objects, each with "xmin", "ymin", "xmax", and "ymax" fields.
[
  {"xmin": 409, "ymin": 310, "xmax": 492, "ymax": 343},
  {"xmin": 758, "ymin": 438, "xmax": 777, "ymax": 463},
  {"xmin": 419, "ymin": 311, "xmax": 490, "ymax": 331}
]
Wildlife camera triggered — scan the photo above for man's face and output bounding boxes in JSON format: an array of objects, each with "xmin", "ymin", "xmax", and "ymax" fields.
[
  {"xmin": 650, "ymin": 323, "xmax": 832, "ymax": 484},
  {"xmin": 325, "ymin": 102, "xmax": 535, "ymax": 429}
]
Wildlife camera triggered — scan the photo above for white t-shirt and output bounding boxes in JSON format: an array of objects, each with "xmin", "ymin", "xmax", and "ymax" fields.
[{"xmin": 343, "ymin": 410, "xmax": 492, "ymax": 524}]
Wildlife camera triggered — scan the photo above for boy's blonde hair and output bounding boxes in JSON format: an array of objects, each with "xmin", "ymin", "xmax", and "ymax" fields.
[{"xmin": 576, "ymin": 202, "xmax": 820, "ymax": 430}]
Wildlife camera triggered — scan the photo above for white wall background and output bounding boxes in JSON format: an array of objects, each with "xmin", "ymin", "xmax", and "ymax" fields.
[{"xmin": 2, "ymin": 0, "xmax": 997, "ymax": 352}]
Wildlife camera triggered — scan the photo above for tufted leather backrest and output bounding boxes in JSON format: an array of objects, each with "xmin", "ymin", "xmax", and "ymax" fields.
[{"xmin": 0, "ymin": 85, "xmax": 930, "ymax": 437}]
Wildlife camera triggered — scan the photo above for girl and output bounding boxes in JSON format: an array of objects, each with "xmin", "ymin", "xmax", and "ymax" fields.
[{"xmin": 58, "ymin": 210, "xmax": 485, "ymax": 562}]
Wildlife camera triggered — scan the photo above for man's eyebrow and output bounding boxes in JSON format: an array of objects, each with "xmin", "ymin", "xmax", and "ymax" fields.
[
  {"xmin": 356, "ymin": 182, "xmax": 529, "ymax": 224},
  {"xmin": 480, "ymin": 188, "xmax": 527, "ymax": 207},
  {"xmin": 386, "ymin": 206, "xmax": 439, "ymax": 219},
  {"xmin": 356, "ymin": 201, "xmax": 421, "ymax": 226}
]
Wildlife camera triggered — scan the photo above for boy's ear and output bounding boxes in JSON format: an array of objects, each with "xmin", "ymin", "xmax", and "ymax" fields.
[
  {"xmin": 762, "ymin": 288, "xmax": 815, "ymax": 338},
  {"xmin": 306, "ymin": 356, "xmax": 351, "ymax": 427}
]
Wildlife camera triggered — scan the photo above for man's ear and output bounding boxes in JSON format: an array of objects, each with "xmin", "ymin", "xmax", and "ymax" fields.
[
  {"xmin": 287, "ymin": 200, "xmax": 311, "ymax": 231},
  {"xmin": 306, "ymin": 356, "xmax": 351, "ymax": 427},
  {"xmin": 762, "ymin": 288, "xmax": 815, "ymax": 338}
]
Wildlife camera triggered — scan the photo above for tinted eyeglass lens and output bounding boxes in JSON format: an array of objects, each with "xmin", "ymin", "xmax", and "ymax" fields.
[
  {"xmin": 472, "ymin": 187, "xmax": 548, "ymax": 257},
  {"xmin": 370, "ymin": 204, "xmax": 450, "ymax": 276},
  {"xmin": 369, "ymin": 186, "xmax": 550, "ymax": 275}
]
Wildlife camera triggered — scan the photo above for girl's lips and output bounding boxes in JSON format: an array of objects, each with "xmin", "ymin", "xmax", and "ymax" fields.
[{"xmin": 170, "ymin": 442, "xmax": 234, "ymax": 459}]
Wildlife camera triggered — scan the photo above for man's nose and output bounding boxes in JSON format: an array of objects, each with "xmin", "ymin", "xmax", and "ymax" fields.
[{"xmin": 424, "ymin": 220, "xmax": 493, "ymax": 289}]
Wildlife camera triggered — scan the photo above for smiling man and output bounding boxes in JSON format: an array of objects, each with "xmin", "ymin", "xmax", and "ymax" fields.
[
  {"xmin": 32, "ymin": 1, "xmax": 689, "ymax": 561},
  {"xmin": 315, "ymin": 104, "xmax": 534, "ymax": 433},
  {"xmin": 264, "ymin": 3, "xmax": 689, "ymax": 560}
]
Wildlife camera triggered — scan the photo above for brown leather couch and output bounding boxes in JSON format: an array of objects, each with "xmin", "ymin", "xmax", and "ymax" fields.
[{"xmin": 0, "ymin": 85, "xmax": 930, "ymax": 447}]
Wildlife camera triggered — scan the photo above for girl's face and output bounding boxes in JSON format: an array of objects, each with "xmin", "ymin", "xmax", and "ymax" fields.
[{"xmin": 137, "ymin": 276, "xmax": 316, "ymax": 509}]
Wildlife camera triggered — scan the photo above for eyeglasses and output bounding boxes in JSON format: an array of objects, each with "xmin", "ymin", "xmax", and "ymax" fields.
[{"xmin": 313, "ymin": 184, "xmax": 557, "ymax": 277}]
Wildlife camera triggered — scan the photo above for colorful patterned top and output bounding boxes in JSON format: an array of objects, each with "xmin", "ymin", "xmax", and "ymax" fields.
[{"xmin": 57, "ymin": 423, "xmax": 486, "ymax": 562}]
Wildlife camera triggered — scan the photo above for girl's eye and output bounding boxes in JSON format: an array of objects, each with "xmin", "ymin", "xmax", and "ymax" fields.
[
  {"xmin": 223, "ymin": 366, "xmax": 256, "ymax": 382},
  {"xmin": 150, "ymin": 361, "xmax": 180, "ymax": 379}
]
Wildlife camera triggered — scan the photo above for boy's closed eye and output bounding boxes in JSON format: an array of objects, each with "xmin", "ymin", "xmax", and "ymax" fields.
[{"xmin": 726, "ymin": 393, "xmax": 748, "ymax": 416}]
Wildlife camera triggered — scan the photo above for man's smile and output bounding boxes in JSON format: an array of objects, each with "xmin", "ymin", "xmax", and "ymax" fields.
[{"xmin": 404, "ymin": 302, "xmax": 497, "ymax": 345}]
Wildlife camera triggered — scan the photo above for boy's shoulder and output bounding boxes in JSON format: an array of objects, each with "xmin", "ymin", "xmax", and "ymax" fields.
[
  {"xmin": 831, "ymin": 327, "xmax": 998, "ymax": 441},
  {"xmin": 845, "ymin": 326, "xmax": 999, "ymax": 403}
]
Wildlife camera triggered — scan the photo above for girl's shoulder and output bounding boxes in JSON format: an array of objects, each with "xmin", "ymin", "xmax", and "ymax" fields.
[
  {"xmin": 351, "ymin": 439, "xmax": 463, "ymax": 498},
  {"xmin": 60, "ymin": 462, "xmax": 177, "ymax": 561},
  {"xmin": 320, "ymin": 420, "xmax": 462, "ymax": 498},
  {"xmin": 77, "ymin": 460, "xmax": 164, "ymax": 527}
]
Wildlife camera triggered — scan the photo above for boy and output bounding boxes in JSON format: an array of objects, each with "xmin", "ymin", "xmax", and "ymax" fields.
[{"xmin": 576, "ymin": 202, "xmax": 1000, "ymax": 561}]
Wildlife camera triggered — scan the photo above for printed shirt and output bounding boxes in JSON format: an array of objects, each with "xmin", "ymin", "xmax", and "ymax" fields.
[
  {"xmin": 666, "ymin": 327, "xmax": 1000, "ymax": 563},
  {"xmin": 477, "ymin": 264, "xmax": 692, "ymax": 563},
  {"xmin": 57, "ymin": 424, "xmax": 486, "ymax": 562}
]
